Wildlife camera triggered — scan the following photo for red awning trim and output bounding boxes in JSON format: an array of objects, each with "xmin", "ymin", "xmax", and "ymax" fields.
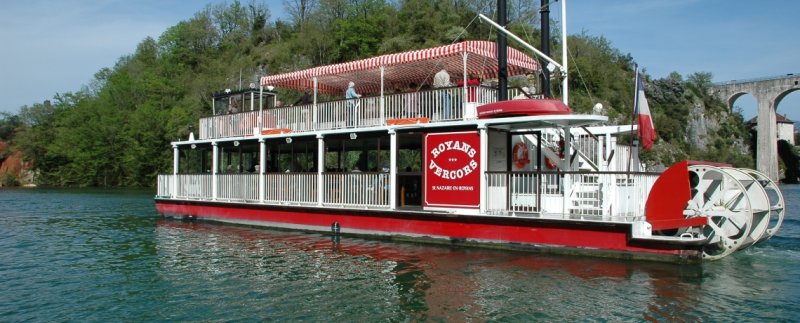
[{"xmin": 260, "ymin": 40, "xmax": 540, "ymax": 96}]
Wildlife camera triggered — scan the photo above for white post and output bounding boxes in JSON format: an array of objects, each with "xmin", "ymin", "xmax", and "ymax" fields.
[
  {"xmin": 462, "ymin": 52, "xmax": 468, "ymax": 119},
  {"xmin": 380, "ymin": 66, "xmax": 385, "ymax": 123},
  {"xmin": 259, "ymin": 138, "xmax": 266, "ymax": 202},
  {"xmin": 479, "ymin": 126, "xmax": 488, "ymax": 214},
  {"xmin": 313, "ymin": 77, "xmax": 318, "ymax": 125},
  {"xmin": 389, "ymin": 129, "xmax": 397, "ymax": 210},
  {"xmin": 212, "ymin": 142, "xmax": 218, "ymax": 200},
  {"xmin": 257, "ymin": 86, "xmax": 263, "ymax": 133},
  {"xmin": 562, "ymin": 126, "xmax": 572, "ymax": 214},
  {"xmin": 609, "ymin": 136, "xmax": 618, "ymax": 171},
  {"xmin": 172, "ymin": 144, "xmax": 179, "ymax": 198},
  {"xmin": 317, "ymin": 134, "xmax": 325, "ymax": 206},
  {"xmin": 561, "ymin": 0, "xmax": 569, "ymax": 105}
]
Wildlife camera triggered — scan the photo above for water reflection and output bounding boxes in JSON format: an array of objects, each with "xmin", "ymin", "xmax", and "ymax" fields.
[{"xmin": 155, "ymin": 220, "xmax": 712, "ymax": 321}]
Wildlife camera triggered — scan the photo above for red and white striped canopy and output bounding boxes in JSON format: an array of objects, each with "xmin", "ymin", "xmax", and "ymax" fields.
[{"xmin": 260, "ymin": 40, "xmax": 540, "ymax": 95}]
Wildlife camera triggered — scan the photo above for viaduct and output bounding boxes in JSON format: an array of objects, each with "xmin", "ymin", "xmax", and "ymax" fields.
[{"xmin": 713, "ymin": 74, "xmax": 800, "ymax": 181}]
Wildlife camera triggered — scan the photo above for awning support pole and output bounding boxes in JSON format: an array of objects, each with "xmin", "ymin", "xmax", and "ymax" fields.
[
  {"xmin": 212, "ymin": 142, "xmax": 218, "ymax": 200},
  {"xmin": 259, "ymin": 138, "xmax": 266, "ymax": 202},
  {"xmin": 313, "ymin": 77, "xmax": 318, "ymax": 124},
  {"xmin": 317, "ymin": 134, "xmax": 325, "ymax": 206},
  {"xmin": 172, "ymin": 145, "xmax": 178, "ymax": 198},
  {"xmin": 380, "ymin": 66, "xmax": 385, "ymax": 123}
]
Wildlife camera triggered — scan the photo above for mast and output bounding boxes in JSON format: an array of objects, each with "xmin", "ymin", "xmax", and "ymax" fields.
[
  {"xmin": 540, "ymin": 0, "xmax": 551, "ymax": 98},
  {"xmin": 479, "ymin": 1, "xmax": 567, "ymax": 104},
  {"xmin": 497, "ymin": 0, "xmax": 508, "ymax": 101},
  {"xmin": 561, "ymin": 0, "xmax": 568, "ymax": 104}
]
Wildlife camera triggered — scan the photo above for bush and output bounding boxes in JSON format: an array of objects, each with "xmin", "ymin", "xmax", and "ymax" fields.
[{"xmin": 1, "ymin": 172, "xmax": 18, "ymax": 187}]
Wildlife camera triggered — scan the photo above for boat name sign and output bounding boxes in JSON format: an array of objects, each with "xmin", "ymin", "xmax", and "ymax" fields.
[{"xmin": 424, "ymin": 131, "xmax": 481, "ymax": 208}]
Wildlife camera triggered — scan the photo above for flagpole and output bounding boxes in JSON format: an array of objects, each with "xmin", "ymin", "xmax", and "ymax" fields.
[{"xmin": 628, "ymin": 65, "xmax": 639, "ymax": 174}]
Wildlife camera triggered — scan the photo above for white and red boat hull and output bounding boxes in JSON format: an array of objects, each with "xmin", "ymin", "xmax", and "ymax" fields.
[{"xmin": 156, "ymin": 199, "xmax": 704, "ymax": 263}]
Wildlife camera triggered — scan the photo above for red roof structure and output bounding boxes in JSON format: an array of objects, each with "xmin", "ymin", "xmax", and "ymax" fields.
[{"xmin": 260, "ymin": 40, "xmax": 540, "ymax": 95}]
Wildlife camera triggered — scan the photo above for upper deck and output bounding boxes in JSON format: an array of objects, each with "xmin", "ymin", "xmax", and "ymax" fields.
[
  {"xmin": 199, "ymin": 86, "xmax": 538, "ymax": 139},
  {"xmin": 198, "ymin": 40, "xmax": 545, "ymax": 140}
]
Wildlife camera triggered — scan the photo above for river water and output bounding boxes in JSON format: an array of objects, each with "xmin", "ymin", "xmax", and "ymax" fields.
[{"xmin": 1, "ymin": 187, "xmax": 798, "ymax": 321}]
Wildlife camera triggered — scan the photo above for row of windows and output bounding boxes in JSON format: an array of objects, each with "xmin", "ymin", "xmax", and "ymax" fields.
[{"xmin": 178, "ymin": 133, "xmax": 423, "ymax": 174}]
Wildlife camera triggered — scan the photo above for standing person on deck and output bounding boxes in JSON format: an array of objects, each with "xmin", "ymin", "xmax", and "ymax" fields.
[
  {"xmin": 433, "ymin": 69, "xmax": 452, "ymax": 120},
  {"xmin": 345, "ymin": 81, "xmax": 361, "ymax": 127}
]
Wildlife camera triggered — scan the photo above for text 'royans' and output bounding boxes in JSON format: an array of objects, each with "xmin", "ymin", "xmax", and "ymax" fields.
[{"xmin": 430, "ymin": 140, "xmax": 477, "ymax": 158}]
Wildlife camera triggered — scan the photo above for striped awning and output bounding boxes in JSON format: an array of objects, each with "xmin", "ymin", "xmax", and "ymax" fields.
[{"xmin": 260, "ymin": 40, "xmax": 540, "ymax": 95}]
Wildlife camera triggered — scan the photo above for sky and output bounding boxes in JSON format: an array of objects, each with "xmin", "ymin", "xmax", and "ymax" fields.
[{"xmin": 1, "ymin": 0, "xmax": 798, "ymax": 121}]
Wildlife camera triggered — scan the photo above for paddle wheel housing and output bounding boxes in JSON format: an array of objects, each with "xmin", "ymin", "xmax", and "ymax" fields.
[{"xmin": 642, "ymin": 161, "xmax": 785, "ymax": 260}]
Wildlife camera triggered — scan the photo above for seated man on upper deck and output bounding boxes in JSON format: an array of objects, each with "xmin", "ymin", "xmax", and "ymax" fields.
[
  {"xmin": 294, "ymin": 88, "xmax": 312, "ymax": 106},
  {"xmin": 227, "ymin": 98, "xmax": 240, "ymax": 114}
]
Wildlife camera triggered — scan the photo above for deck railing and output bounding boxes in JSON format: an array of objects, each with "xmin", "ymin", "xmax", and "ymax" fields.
[
  {"xmin": 484, "ymin": 171, "xmax": 658, "ymax": 220},
  {"xmin": 198, "ymin": 86, "xmax": 553, "ymax": 139},
  {"xmin": 175, "ymin": 174, "xmax": 212, "ymax": 199},
  {"xmin": 157, "ymin": 172, "xmax": 390, "ymax": 209},
  {"xmin": 157, "ymin": 169, "xmax": 657, "ymax": 220},
  {"xmin": 217, "ymin": 173, "xmax": 259, "ymax": 201},
  {"xmin": 322, "ymin": 173, "xmax": 389, "ymax": 208},
  {"xmin": 264, "ymin": 173, "xmax": 318, "ymax": 205}
]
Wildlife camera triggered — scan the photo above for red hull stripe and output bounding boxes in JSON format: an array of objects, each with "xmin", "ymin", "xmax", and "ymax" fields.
[{"xmin": 156, "ymin": 200, "xmax": 699, "ymax": 259}]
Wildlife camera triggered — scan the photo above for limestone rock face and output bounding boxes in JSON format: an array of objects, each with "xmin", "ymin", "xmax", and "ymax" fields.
[{"xmin": 0, "ymin": 141, "xmax": 35, "ymax": 187}]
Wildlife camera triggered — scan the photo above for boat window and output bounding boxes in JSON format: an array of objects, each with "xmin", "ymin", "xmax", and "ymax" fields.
[
  {"xmin": 269, "ymin": 140, "xmax": 316, "ymax": 172},
  {"xmin": 324, "ymin": 134, "xmax": 389, "ymax": 172},
  {"xmin": 178, "ymin": 145, "xmax": 211, "ymax": 174},
  {"xmin": 397, "ymin": 133, "xmax": 422, "ymax": 172}
]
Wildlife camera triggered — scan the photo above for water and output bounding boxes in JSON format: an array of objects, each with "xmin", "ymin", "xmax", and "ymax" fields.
[{"xmin": 1, "ymin": 187, "xmax": 799, "ymax": 321}]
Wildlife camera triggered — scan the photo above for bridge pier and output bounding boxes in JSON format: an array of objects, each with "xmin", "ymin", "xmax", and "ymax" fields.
[
  {"xmin": 755, "ymin": 96, "xmax": 779, "ymax": 181},
  {"xmin": 714, "ymin": 74, "xmax": 800, "ymax": 181}
]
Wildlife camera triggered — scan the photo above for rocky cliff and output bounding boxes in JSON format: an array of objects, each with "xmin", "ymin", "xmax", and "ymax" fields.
[{"xmin": 0, "ymin": 141, "xmax": 35, "ymax": 187}]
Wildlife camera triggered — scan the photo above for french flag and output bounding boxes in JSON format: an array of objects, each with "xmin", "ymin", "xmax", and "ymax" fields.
[{"xmin": 635, "ymin": 73, "xmax": 656, "ymax": 150}]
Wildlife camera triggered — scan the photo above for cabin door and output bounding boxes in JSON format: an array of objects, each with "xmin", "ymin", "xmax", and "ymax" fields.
[{"xmin": 397, "ymin": 133, "xmax": 423, "ymax": 207}]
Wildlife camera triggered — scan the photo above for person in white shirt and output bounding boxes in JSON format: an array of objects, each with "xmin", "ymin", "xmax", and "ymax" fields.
[
  {"xmin": 345, "ymin": 81, "xmax": 361, "ymax": 127},
  {"xmin": 433, "ymin": 69, "xmax": 452, "ymax": 120}
]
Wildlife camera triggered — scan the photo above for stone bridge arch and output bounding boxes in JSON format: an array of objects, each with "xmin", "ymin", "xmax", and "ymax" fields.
[{"xmin": 713, "ymin": 74, "xmax": 800, "ymax": 181}]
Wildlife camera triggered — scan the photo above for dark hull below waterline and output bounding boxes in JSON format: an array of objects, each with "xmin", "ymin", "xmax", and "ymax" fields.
[{"xmin": 155, "ymin": 199, "xmax": 705, "ymax": 264}]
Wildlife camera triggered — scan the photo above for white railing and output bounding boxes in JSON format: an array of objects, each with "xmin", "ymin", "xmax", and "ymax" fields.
[
  {"xmin": 157, "ymin": 170, "xmax": 659, "ymax": 220},
  {"xmin": 217, "ymin": 173, "xmax": 259, "ymax": 201},
  {"xmin": 322, "ymin": 173, "xmax": 389, "ymax": 208},
  {"xmin": 196, "ymin": 86, "xmax": 555, "ymax": 140},
  {"xmin": 157, "ymin": 174, "xmax": 173, "ymax": 197},
  {"xmin": 199, "ymin": 112, "xmax": 260, "ymax": 139},
  {"xmin": 176, "ymin": 174, "xmax": 213, "ymax": 199},
  {"xmin": 264, "ymin": 173, "xmax": 318, "ymax": 205},
  {"xmin": 613, "ymin": 144, "xmax": 645, "ymax": 172},
  {"xmin": 198, "ymin": 86, "xmax": 528, "ymax": 139},
  {"xmin": 316, "ymin": 96, "xmax": 383, "ymax": 130},
  {"xmin": 571, "ymin": 128, "xmax": 602, "ymax": 170},
  {"xmin": 157, "ymin": 172, "xmax": 389, "ymax": 209},
  {"xmin": 263, "ymin": 104, "xmax": 315, "ymax": 132},
  {"xmin": 485, "ymin": 171, "xmax": 659, "ymax": 220},
  {"xmin": 485, "ymin": 172, "xmax": 564, "ymax": 215}
]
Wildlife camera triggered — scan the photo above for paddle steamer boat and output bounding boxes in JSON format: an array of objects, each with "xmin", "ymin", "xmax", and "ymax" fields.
[{"xmin": 155, "ymin": 11, "xmax": 783, "ymax": 263}]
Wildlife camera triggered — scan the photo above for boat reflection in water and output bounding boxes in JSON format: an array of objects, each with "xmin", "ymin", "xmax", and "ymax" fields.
[{"xmin": 155, "ymin": 219, "xmax": 709, "ymax": 321}]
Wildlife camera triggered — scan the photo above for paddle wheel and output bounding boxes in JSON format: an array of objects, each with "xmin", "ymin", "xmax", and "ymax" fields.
[{"xmin": 644, "ymin": 161, "xmax": 785, "ymax": 260}]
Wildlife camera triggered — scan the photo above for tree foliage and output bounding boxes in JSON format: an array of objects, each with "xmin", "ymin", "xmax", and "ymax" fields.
[{"xmin": 5, "ymin": 0, "xmax": 752, "ymax": 186}]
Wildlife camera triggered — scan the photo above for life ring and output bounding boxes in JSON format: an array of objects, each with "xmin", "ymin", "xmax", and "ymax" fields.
[
  {"xmin": 512, "ymin": 142, "xmax": 530, "ymax": 169},
  {"xmin": 545, "ymin": 157, "xmax": 557, "ymax": 170}
]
